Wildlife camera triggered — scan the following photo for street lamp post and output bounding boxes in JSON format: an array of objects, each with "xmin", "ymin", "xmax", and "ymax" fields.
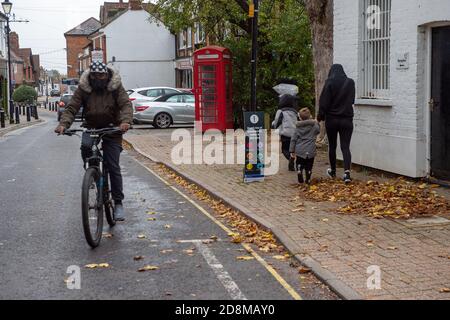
[
  {"xmin": 2, "ymin": 0, "xmax": 14, "ymax": 124},
  {"xmin": 250, "ymin": 0, "xmax": 259, "ymax": 112}
]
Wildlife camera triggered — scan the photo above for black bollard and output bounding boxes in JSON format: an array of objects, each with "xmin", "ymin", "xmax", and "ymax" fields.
[
  {"xmin": 35, "ymin": 106, "xmax": 39, "ymax": 120},
  {"xmin": 22, "ymin": 105, "xmax": 26, "ymax": 116},
  {"xmin": 26, "ymin": 105, "xmax": 31, "ymax": 122},
  {"xmin": 0, "ymin": 109, "xmax": 5, "ymax": 128},
  {"xmin": 15, "ymin": 105, "xmax": 20, "ymax": 124},
  {"xmin": 9, "ymin": 102, "xmax": 14, "ymax": 124}
]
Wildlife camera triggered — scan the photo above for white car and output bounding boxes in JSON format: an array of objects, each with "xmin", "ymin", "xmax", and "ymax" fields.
[{"xmin": 128, "ymin": 87, "xmax": 185, "ymax": 105}]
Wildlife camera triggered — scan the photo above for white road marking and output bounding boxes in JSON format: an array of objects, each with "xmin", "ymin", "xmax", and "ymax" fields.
[
  {"xmin": 177, "ymin": 239, "xmax": 224, "ymax": 243},
  {"xmin": 185, "ymin": 239, "xmax": 247, "ymax": 300}
]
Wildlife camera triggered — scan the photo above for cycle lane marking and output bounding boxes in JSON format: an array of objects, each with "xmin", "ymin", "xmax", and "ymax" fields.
[
  {"xmin": 180, "ymin": 239, "xmax": 247, "ymax": 300},
  {"xmin": 131, "ymin": 156, "xmax": 303, "ymax": 301}
]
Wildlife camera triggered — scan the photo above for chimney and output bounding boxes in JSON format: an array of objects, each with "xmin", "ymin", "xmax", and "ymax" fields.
[
  {"xmin": 9, "ymin": 32, "xmax": 19, "ymax": 53},
  {"xmin": 129, "ymin": 0, "xmax": 142, "ymax": 10}
]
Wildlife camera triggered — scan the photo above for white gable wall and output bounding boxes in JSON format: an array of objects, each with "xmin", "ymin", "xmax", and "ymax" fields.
[
  {"xmin": 102, "ymin": 10, "xmax": 175, "ymax": 90},
  {"xmin": 334, "ymin": 0, "xmax": 450, "ymax": 177}
]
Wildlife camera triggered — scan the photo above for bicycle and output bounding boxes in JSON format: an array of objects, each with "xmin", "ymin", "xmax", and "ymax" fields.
[{"xmin": 63, "ymin": 127, "xmax": 123, "ymax": 248}]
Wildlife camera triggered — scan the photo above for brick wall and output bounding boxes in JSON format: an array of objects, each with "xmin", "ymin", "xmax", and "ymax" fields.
[
  {"xmin": 9, "ymin": 32, "xmax": 19, "ymax": 53},
  {"xmin": 12, "ymin": 62, "xmax": 24, "ymax": 86},
  {"xmin": 333, "ymin": 0, "xmax": 450, "ymax": 177},
  {"xmin": 65, "ymin": 35, "xmax": 91, "ymax": 78}
]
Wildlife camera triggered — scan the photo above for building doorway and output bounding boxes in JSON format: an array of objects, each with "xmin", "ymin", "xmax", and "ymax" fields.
[{"xmin": 430, "ymin": 26, "xmax": 450, "ymax": 180}]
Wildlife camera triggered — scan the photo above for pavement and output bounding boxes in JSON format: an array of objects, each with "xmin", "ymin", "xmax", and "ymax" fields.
[
  {"xmin": 125, "ymin": 126, "xmax": 450, "ymax": 300},
  {"xmin": 0, "ymin": 110, "xmax": 43, "ymax": 137},
  {"xmin": 0, "ymin": 110, "xmax": 337, "ymax": 300}
]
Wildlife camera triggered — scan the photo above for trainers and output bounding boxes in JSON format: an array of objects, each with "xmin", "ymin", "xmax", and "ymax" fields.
[
  {"xmin": 343, "ymin": 171, "xmax": 352, "ymax": 184},
  {"xmin": 327, "ymin": 168, "xmax": 336, "ymax": 179},
  {"xmin": 114, "ymin": 204, "xmax": 125, "ymax": 221}
]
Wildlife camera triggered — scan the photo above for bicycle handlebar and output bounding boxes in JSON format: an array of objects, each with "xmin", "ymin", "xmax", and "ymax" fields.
[{"xmin": 63, "ymin": 127, "xmax": 123, "ymax": 137}]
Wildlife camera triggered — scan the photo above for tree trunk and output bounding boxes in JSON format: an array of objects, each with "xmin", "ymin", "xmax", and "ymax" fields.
[
  {"xmin": 304, "ymin": 0, "xmax": 333, "ymax": 112},
  {"xmin": 303, "ymin": 0, "xmax": 333, "ymax": 141}
]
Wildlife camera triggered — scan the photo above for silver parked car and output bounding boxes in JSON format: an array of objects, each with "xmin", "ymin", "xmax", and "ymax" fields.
[{"xmin": 133, "ymin": 93, "xmax": 195, "ymax": 129}]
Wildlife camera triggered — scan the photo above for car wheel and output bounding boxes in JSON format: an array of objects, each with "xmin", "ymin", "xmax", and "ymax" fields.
[{"xmin": 153, "ymin": 113, "xmax": 172, "ymax": 129}]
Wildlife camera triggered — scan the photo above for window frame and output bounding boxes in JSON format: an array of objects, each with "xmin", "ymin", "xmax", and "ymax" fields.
[
  {"xmin": 179, "ymin": 30, "xmax": 186, "ymax": 50},
  {"xmin": 187, "ymin": 28, "xmax": 192, "ymax": 48},
  {"xmin": 358, "ymin": 0, "xmax": 392, "ymax": 100},
  {"xmin": 166, "ymin": 95, "xmax": 182, "ymax": 103},
  {"xmin": 183, "ymin": 94, "xmax": 195, "ymax": 103},
  {"xmin": 195, "ymin": 23, "xmax": 205, "ymax": 44}
]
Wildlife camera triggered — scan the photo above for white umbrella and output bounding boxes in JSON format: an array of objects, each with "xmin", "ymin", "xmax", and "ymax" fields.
[{"xmin": 273, "ymin": 83, "xmax": 299, "ymax": 96}]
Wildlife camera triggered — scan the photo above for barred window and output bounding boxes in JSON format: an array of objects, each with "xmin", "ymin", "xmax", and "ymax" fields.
[{"xmin": 360, "ymin": 0, "xmax": 391, "ymax": 99}]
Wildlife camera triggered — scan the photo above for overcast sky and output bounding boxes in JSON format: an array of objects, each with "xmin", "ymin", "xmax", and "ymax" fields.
[{"xmin": 10, "ymin": 0, "xmax": 114, "ymax": 74}]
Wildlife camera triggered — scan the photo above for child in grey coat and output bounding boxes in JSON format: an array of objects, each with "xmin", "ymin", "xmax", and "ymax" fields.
[{"xmin": 290, "ymin": 108, "xmax": 321, "ymax": 184}]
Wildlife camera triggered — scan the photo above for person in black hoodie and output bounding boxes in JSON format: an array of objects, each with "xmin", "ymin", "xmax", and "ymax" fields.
[{"xmin": 317, "ymin": 64, "xmax": 355, "ymax": 183}]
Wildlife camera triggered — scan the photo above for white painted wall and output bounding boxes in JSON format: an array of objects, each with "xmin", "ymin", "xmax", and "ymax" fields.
[
  {"xmin": 0, "ymin": 19, "xmax": 6, "ymax": 60},
  {"xmin": 333, "ymin": 0, "xmax": 450, "ymax": 177},
  {"xmin": 101, "ymin": 10, "xmax": 175, "ymax": 90}
]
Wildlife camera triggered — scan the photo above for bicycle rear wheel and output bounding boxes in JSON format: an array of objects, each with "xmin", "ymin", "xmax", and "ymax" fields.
[{"xmin": 81, "ymin": 167, "xmax": 104, "ymax": 248}]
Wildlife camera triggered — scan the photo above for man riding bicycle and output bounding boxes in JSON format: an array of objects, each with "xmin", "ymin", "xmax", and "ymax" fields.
[{"xmin": 55, "ymin": 62, "xmax": 133, "ymax": 221}]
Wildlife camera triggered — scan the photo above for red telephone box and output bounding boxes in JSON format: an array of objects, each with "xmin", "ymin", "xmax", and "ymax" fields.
[{"xmin": 194, "ymin": 46, "xmax": 233, "ymax": 132}]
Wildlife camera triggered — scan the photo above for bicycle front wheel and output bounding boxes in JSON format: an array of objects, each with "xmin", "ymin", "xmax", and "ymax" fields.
[
  {"xmin": 104, "ymin": 170, "xmax": 116, "ymax": 227},
  {"xmin": 81, "ymin": 167, "xmax": 104, "ymax": 248}
]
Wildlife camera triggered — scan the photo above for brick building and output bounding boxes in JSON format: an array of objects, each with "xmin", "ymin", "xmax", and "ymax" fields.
[
  {"xmin": 100, "ymin": 0, "xmax": 129, "ymax": 24},
  {"xmin": 175, "ymin": 24, "xmax": 205, "ymax": 88},
  {"xmin": 10, "ymin": 51, "xmax": 23, "ymax": 87},
  {"xmin": 18, "ymin": 49, "xmax": 35, "ymax": 86},
  {"xmin": 333, "ymin": 0, "xmax": 450, "ymax": 180},
  {"xmin": 31, "ymin": 54, "xmax": 40, "ymax": 86},
  {"xmin": 9, "ymin": 32, "xmax": 39, "ymax": 88},
  {"xmin": 64, "ymin": 17, "xmax": 101, "ymax": 78}
]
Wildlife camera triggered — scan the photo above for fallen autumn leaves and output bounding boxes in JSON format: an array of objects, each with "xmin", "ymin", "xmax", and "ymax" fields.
[
  {"xmin": 297, "ymin": 178, "xmax": 450, "ymax": 219},
  {"xmin": 156, "ymin": 164, "xmax": 286, "ymax": 255}
]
